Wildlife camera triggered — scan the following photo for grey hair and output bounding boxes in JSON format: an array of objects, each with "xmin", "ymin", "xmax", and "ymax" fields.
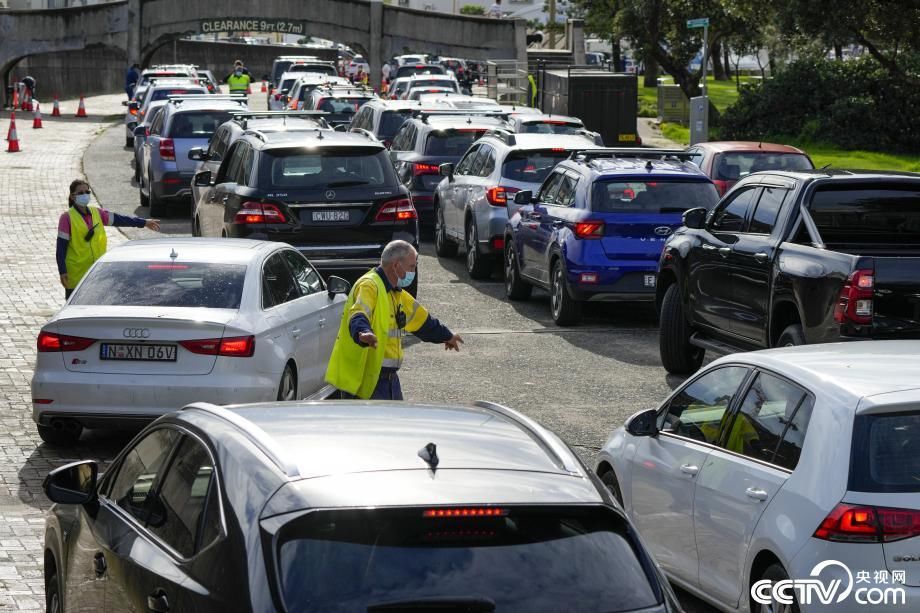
[{"xmin": 380, "ymin": 240, "xmax": 416, "ymax": 265}]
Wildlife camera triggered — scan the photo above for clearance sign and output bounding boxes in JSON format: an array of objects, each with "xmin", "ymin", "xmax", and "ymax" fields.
[{"xmin": 200, "ymin": 19, "xmax": 306, "ymax": 34}]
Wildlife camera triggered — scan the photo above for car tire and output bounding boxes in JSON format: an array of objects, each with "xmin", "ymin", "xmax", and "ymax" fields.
[
  {"xmin": 434, "ymin": 202, "xmax": 458, "ymax": 258},
  {"xmin": 752, "ymin": 564, "xmax": 800, "ymax": 613},
  {"xmin": 125, "ymin": 136, "xmax": 133, "ymax": 148},
  {"xmin": 37, "ymin": 422, "xmax": 82, "ymax": 446},
  {"xmin": 659, "ymin": 283, "xmax": 704, "ymax": 375},
  {"xmin": 191, "ymin": 216, "xmax": 201, "ymax": 237},
  {"xmin": 45, "ymin": 560, "xmax": 62, "ymax": 613},
  {"xmin": 600, "ymin": 470, "xmax": 624, "ymax": 507},
  {"xmin": 777, "ymin": 323, "xmax": 805, "ymax": 347},
  {"xmin": 550, "ymin": 259, "xmax": 581, "ymax": 326},
  {"xmin": 504, "ymin": 241, "xmax": 532, "ymax": 301},
  {"xmin": 277, "ymin": 363, "xmax": 297, "ymax": 402},
  {"xmin": 466, "ymin": 220, "xmax": 492, "ymax": 280},
  {"xmin": 148, "ymin": 176, "xmax": 166, "ymax": 218}
]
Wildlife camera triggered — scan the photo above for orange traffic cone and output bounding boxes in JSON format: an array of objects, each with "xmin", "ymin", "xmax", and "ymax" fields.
[
  {"xmin": 11, "ymin": 88, "xmax": 19, "ymax": 109},
  {"xmin": 23, "ymin": 97, "xmax": 32, "ymax": 112},
  {"xmin": 33, "ymin": 102, "xmax": 43, "ymax": 129},
  {"xmin": 6, "ymin": 111, "xmax": 14, "ymax": 140},
  {"xmin": 7, "ymin": 118, "xmax": 20, "ymax": 152},
  {"xmin": 260, "ymin": 81, "xmax": 267, "ymax": 93},
  {"xmin": 75, "ymin": 95, "xmax": 87, "ymax": 118},
  {"xmin": 51, "ymin": 96, "xmax": 61, "ymax": 117}
]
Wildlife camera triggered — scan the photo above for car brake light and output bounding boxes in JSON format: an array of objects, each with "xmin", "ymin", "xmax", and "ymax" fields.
[
  {"xmin": 233, "ymin": 202, "xmax": 287, "ymax": 225},
  {"xmin": 37, "ymin": 331, "xmax": 96, "ymax": 352},
  {"xmin": 179, "ymin": 336, "xmax": 255, "ymax": 357},
  {"xmin": 550, "ymin": 147, "xmax": 566, "ymax": 152},
  {"xmin": 413, "ymin": 163, "xmax": 440, "ymax": 176},
  {"xmin": 33, "ymin": 399, "xmax": 54, "ymax": 405},
  {"xmin": 375, "ymin": 198, "xmax": 417, "ymax": 222},
  {"xmin": 485, "ymin": 186, "xmax": 519, "ymax": 207},
  {"xmin": 129, "ymin": 107, "xmax": 138, "ymax": 116},
  {"xmin": 159, "ymin": 138, "xmax": 175, "ymax": 161},
  {"xmin": 574, "ymin": 221, "xmax": 605, "ymax": 239},
  {"xmin": 814, "ymin": 503, "xmax": 920, "ymax": 543},
  {"xmin": 834, "ymin": 268, "xmax": 874, "ymax": 326},
  {"xmin": 274, "ymin": 93, "xmax": 282, "ymax": 101},
  {"xmin": 491, "ymin": 237, "xmax": 504, "ymax": 250},
  {"xmin": 713, "ymin": 179, "xmax": 730, "ymax": 196},
  {"xmin": 423, "ymin": 507, "xmax": 507, "ymax": 518},
  {"xmin": 146, "ymin": 264, "xmax": 189, "ymax": 270}
]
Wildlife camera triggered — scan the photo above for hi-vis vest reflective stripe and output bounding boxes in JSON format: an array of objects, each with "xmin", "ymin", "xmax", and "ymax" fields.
[
  {"xmin": 324, "ymin": 270, "xmax": 391, "ymax": 398},
  {"xmin": 64, "ymin": 207, "xmax": 107, "ymax": 289},
  {"xmin": 227, "ymin": 73, "xmax": 250, "ymax": 92}
]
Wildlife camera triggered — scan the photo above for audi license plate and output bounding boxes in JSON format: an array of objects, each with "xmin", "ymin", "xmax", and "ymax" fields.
[
  {"xmin": 312, "ymin": 210, "xmax": 350, "ymax": 222},
  {"xmin": 644, "ymin": 274, "xmax": 656, "ymax": 288},
  {"xmin": 100, "ymin": 343, "xmax": 177, "ymax": 362}
]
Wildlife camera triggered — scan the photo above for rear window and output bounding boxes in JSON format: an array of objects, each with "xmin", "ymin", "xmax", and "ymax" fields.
[
  {"xmin": 410, "ymin": 79, "xmax": 457, "ymax": 90},
  {"xmin": 167, "ymin": 111, "xmax": 234, "ymax": 139},
  {"xmin": 502, "ymin": 150, "xmax": 570, "ymax": 183},
  {"xmin": 424, "ymin": 129, "xmax": 487, "ymax": 156},
  {"xmin": 280, "ymin": 78, "xmax": 299, "ymax": 93},
  {"xmin": 150, "ymin": 88, "xmax": 204, "ymax": 102},
  {"xmin": 808, "ymin": 185, "xmax": 920, "ymax": 246},
  {"xmin": 592, "ymin": 180, "xmax": 720, "ymax": 213},
  {"xmin": 316, "ymin": 97, "xmax": 370, "ymax": 114},
  {"xmin": 397, "ymin": 65, "xmax": 446, "ymax": 78},
  {"xmin": 275, "ymin": 507, "xmax": 660, "ymax": 613},
  {"xmin": 713, "ymin": 152, "xmax": 813, "ymax": 181},
  {"xmin": 71, "ymin": 262, "xmax": 245, "ymax": 309},
  {"xmin": 290, "ymin": 64, "xmax": 337, "ymax": 76},
  {"xmin": 260, "ymin": 148, "xmax": 393, "ymax": 189},
  {"xmin": 850, "ymin": 411, "xmax": 920, "ymax": 493},
  {"xmin": 520, "ymin": 121, "xmax": 584, "ymax": 135},
  {"xmin": 379, "ymin": 111, "xmax": 412, "ymax": 140}
]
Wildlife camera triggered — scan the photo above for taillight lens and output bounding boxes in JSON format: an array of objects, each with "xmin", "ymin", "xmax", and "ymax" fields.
[
  {"xmin": 814, "ymin": 503, "xmax": 920, "ymax": 543},
  {"xmin": 129, "ymin": 107, "xmax": 138, "ymax": 116},
  {"xmin": 423, "ymin": 507, "xmax": 507, "ymax": 518},
  {"xmin": 179, "ymin": 336, "xmax": 255, "ymax": 357},
  {"xmin": 713, "ymin": 179, "xmax": 730, "ymax": 196},
  {"xmin": 834, "ymin": 268, "xmax": 874, "ymax": 325},
  {"xmin": 233, "ymin": 202, "xmax": 287, "ymax": 225},
  {"xmin": 375, "ymin": 198, "xmax": 417, "ymax": 222},
  {"xmin": 274, "ymin": 93, "xmax": 282, "ymax": 101},
  {"xmin": 485, "ymin": 186, "xmax": 519, "ymax": 207},
  {"xmin": 413, "ymin": 163, "xmax": 440, "ymax": 176},
  {"xmin": 37, "ymin": 331, "xmax": 96, "ymax": 352},
  {"xmin": 159, "ymin": 138, "xmax": 175, "ymax": 161},
  {"xmin": 574, "ymin": 221, "xmax": 605, "ymax": 239}
]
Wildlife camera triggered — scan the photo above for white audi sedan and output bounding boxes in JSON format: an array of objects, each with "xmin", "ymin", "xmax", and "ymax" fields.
[
  {"xmin": 31, "ymin": 239, "xmax": 348, "ymax": 445},
  {"xmin": 595, "ymin": 342, "xmax": 920, "ymax": 613}
]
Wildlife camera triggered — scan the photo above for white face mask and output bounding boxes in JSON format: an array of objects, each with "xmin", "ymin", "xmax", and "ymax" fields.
[{"xmin": 74, "ymin": 193, "xmax": 91, "ymax": 207}]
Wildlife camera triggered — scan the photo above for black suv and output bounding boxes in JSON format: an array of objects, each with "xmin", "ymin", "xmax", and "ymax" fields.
[
  {"xmin": 192, "ymin": 129, "xmax": 418, "ymax": 278},
  {"xmin": 43, "ymin": 400, "xmax": 681, "ymax": 612}
]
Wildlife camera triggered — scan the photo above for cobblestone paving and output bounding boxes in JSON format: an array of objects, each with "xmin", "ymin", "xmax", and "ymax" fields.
[{"xmin": 0, "ymin": 94, "xmax": 133, "ymax": 611}]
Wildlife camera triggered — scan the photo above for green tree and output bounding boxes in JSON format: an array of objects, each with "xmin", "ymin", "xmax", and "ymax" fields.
[
  {"xmin": 460, "ymin": 4, "xmax": 485, "ymax": 15},
  {"xmin": 571, "ymin": 0, "xmax": 622, "ymax": 70}
]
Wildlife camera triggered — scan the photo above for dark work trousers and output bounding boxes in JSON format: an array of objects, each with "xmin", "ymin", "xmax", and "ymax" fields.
[
  {"xmin": 64, "ymin": 288, "xmax": 73, "ymax": 300},
  {"xmin": 338, "ymin": 369, "xmax": 404, "ymax": 400}
]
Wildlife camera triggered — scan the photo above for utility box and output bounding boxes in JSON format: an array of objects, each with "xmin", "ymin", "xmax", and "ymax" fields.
[
  {"xmin": 689, "ymin": 96, "xmax": 709, "ymax": 145},
  {"xmin": 540, "ymin": 67, "xmax": 638, "ymax": 146},
  {"xmin": 657, "ymin": 84, "xmax": 689, "ymax": 124}
]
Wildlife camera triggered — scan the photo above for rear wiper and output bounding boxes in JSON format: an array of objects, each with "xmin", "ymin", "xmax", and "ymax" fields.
[
  {"xmin": 327, "ymin": 180, "xmax": 370, "ymax": 187},
  {"xmin": 368, "ymin": 597, "xmax": 496, "ymax": 611}
]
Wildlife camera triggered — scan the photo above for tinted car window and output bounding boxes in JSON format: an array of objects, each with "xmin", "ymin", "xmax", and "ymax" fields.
[
  {"xmin": 109, "ymin": 428, "xmax": 181, "ymax": 524},
  {"xmin": 539, "ymin": 171, "xmax": 566, "ymax": 204},
  {"xmin": 716, "ymin": 152, "xmax": 813, "ymax": 178},
  {"xmin": 425, "ymin": 129, "xmax": 487, "ymax": 157},
  {"xmin": 263, "ymin": 253, "xmax": 300, "ymax": 308},
  {"xmin": 150, "ymin": 88, "xmax": 205, "ymax": 102},
  {"xmin": 379, "ymin": 111, "xmax": 412, "ymax": 141},
  {"xmin": 316, "ymin": 97, "xmax": 370, "ymax": 114},
  {"xmin": 277, "ymin": 507, "xmax": 660, "ymax": 613},
  {"xmin": 850, "ymin": 411, "xmax": 920, "ymax": 493},
  {"xmin": 282, "ymin": 250, "xmax": 323, "ymax": 296},
  {"xmin": 519, "ymin": 121, "xmax": 583, "ymax": 135},
  {"xmin": 71, "ymin": 262, "xmax": 246, "ymax": 309},
  {"xmin": 659, "ymin": 366, "xmax": 750, "ymax": 444},
  {"xmin": 808, "ymin": 186, "xmax": 920, "ymax": 246},
  {"xmin": 773, "ymin": 395, "xmax": 813, "ymax": 471},
  {"xmin": 554, "ymin": 174, "xmax": 579, "ymax": 207},
  {"xmin": 454, "ymin": 145, "xmax": 480, "ymax": 175},
  {"xmin": 167, "ymin": 111, "xmax": 235, "ymax": 139},
  {"xmin": 591, "ymin": 180, "xmax": 719, "ymax": 213},
  {"xmin": 711, "ymin": 187, "xmax": 759, "ymax": 232},
  {"xmin": 502, "ymin": 150, "xmax": 570, "ymax": 183},
  {"xmin": 260, "ymin": 149, "xmax": 392, "ymax": 189},
  {"xmin": 749, "ymin": 186, "xmax": 788, "ymax": 234}
]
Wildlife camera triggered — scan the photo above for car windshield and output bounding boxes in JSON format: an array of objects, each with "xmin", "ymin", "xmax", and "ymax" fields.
[
  {"xmin": 260, "ymin": 148, "xmax": 391, "ymax": 189},
  {"xmin": 713, "ymin": 152, "xmax": 813, "ymax": 181},
  {"xmin": 850, "ymin": 411, "xmax": 920, "ymax": 492},
  {"xmin": 425, "ymin": 129, "xmax": 487, "ymax": 156},
  {"xmin": 276, "ymin": 507, "xmax": 660, "ymax": 613},
  {"xmin": 410, "ymin": 80, "xmax": 457, "ymax": 91},
  {"xmin": 520, "ymin": 121, "xmax": 583, "ymax": 135},
  {"xmin": 592, "ymin": 180, "xmax": 719, "ymax": 213},
  {"xmin": 71, "ymin": 262, "xmax": 246, "ymax": 309},
  {"xmin": 502, "ymin": 150, "xmax": 571, "ymax": 183},
  {"xmin": 167, "ymin": 111, "xmax": 235, "ymax": 139},
  {"xmin": 150, "ymin": 88, "xmax": 204, "ymax": 102},
  {"xmin": 290, "ymin": 64, "xmax": 337, "ymax": 76},
  {"xmin": 808, "ymin": 185, "xmax": 920, "ymax": 246},
  {"xmin": 379, "ymin": 111, "xmax": 413, "ymax": 140}
]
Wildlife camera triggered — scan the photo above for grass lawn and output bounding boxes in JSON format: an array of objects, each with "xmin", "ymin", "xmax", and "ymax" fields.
[{"xmin": 638, "ymin": 75, "xmax": 759, "ymax": 117}]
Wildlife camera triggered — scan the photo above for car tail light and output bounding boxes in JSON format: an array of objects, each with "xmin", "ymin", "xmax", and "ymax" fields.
[
  {"xmin": 129, "ymin": 107, "xmax": 138, "ymax": 116},
  {"xmin": 713, "ymin": 179, "xmax": 731, "ymax": 196},
  {"xmin": 37, "ymin": 331, "xmax": 96, "ymax": 352},
  {"xmin": 274, "ymin": 93, "xmax": 282, "ymax": 101},
  {"xmin": 159, "ymin": 138, "xmax": 175, "ymax": 161},
  {"xmin": 423, "ymin": 507, "xmax": 507, "ymax": 518},
  {"xmin": 33, "ymin": 399, "xmax": 54, "ymax": 405},
  {"xmin": 375, "ymin": 198, "xmax": 417, "ymax": 222},
  {"xmin": 485, "ymin": 186, "xmax": 519, "ymax": 207},
  {"xmin": 413, "ymin": 162, "xmax": 440, "ymax": 176},
  {"xmin": 574, "ymin": 221, "xmax": 605, "ymax": 239},
  {"xmin": 146, "ymin": 264, "xmax": 189, "ymax": 270},
  {"xmin": 834, "ymin": 268, "xmax": 874, "ymax": 326},
  {"xmin": 233, "ymin": 202, "xmax": 287, "ymax": 225},
  {"xmin": 289, "ymin": 98, "xmax": 299, "ymax": 110},
  {"xmin": 491, "ymin": 236, "xmax": 504, "ymax": 250},
  {"xmin": 814, "ymin": 503, "xmax": 920, "ymax": 543},
  {"xmin": 179, "ymin": 335, "xmax": 255, "ymax": 357}
]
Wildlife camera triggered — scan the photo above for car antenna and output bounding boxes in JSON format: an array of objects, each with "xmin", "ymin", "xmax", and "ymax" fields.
[
  {"xmin": 169, "ymin": 248, "xmax": 178, "ymax": 261},
  {"xmin": 418, "ymin": 442, "xmax": 439, "ymax": 470},
  {"xmin": 316, "ymin": 129, "xmax": 324, "ymax": 140},
  {"xmin": 820, "ymin": 163, "xmax": 832, "ymax": 170}
]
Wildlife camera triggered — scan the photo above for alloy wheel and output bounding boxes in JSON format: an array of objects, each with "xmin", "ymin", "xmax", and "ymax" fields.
[
  {"xmin": 436, "ymin": 207, "xmax": 445, "ymax": 251},
  {"xmin": 505, "ymin": 246, "xmax": 515, "ymax": 293},
  {"xmin": 466, "ymin": 223, "xmax": 477, "ymax": 271},
  {"xmin": 552, "ymin": 266, "xmax": 563, "ymax": 318},
  {"xmin": 278, "ymin": 367, "xmax": 296, "ymax": 401}
]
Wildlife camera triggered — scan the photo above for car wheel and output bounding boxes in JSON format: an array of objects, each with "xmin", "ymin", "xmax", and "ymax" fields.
[
  {"xmin": 45, "ymin": 560, "xmax": 62, "ymax": 613},
  {"xmin": 434, "ymin": 202, "xmax": 458, "ymax": 258},
  {"xmin": 191, "ymin": 216, "xmax": 201, "ymax": 237},
  {"xmin": 504, "ymin": 241, "xmax": 532, "ymax": 301},
  {"xmin": 37, "ymin": 422, "xmax": 82, "ymax": 446},
  {"xmin": 148, "ymin": 174, "xmax": 166, "ymax": 218},
  {"xmin": 659, "ymin": 283, "xmax": 704, "ymax": 375},
  {"xmin": 125, "ymin": 136, "xmax": 133, "ymax": 148},
  {"xmin": 466, "ymin": 220, "xmax": 492, "ymax": 280},
  {"xmin": 777, "ymin": 323, "xmax": 805, "ymax": 347},
  {"xmin": 139, "ymin": 183, "xmax": 149, "ymax": 207},
  {"xmin": 277, "ymin": 363, "xmax": 297, "ymax": 402},
  {"xmin": 550, "ymin": 259, "xmax": 581, "ymax": 326},
  {"xmin": 600, "ymin": 470, "xmax": 624, "ymax": 507},
  {"xmin": 752, "ymin": 564, "xmax": 800, "ymax": 613}
]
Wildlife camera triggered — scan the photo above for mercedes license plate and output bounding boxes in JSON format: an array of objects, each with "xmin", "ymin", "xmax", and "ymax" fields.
[
  {"xmin": 644, "ymin": 274, "xmax": 656, "ymax": 288},
  {"xmin": 100, "ymin": 343, "xmax": 177, "ymax": 362},
  {"xmin": 312, "ymin": 210, "xmax": 350, "ymax": 222}
]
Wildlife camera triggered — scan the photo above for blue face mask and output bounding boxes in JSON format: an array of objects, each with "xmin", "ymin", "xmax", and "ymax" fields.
[
  {"xmin": 74, "ymin": 193, "xmax": 91, "ymax": 207},
  {"xmin": 396, "ymin": 264, "xmax": 415, "ymax": 289}
]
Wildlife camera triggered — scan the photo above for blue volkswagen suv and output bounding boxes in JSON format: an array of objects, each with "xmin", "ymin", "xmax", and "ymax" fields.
[{"xmin": 504, "ymin": 149, "xmax": 719, "ymax": 325}]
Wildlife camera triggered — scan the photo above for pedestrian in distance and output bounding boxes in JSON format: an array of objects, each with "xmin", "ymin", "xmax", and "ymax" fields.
[
  {"xmin": 21, "ymin": 75, "xmax": 37, "ymax": 102},
  {"xmin": 225, "ymin": 60, "xmax": 252, "ymax": 99},
  {"xmin": 488, "ymin": 0, "xmax": 503, "ymax": 18},
  {"xmin": 57, "ymin": 180, "xmax": 161, "ymax": 299},
  {"xmin": 224, "ymin": 59, "xmax": 250, "ymax": 80},
  {"xmin": 325, "ymin": 240, "xmax": 463, "ymax": 400},
  {"xmin": 125, "ymin": 63, "xmax": 141, "ymax": 99}
]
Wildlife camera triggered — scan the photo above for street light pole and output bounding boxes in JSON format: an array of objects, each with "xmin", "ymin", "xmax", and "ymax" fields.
[{"xmin": 701, "ymin": 23, "xmax": 708, "ymax": 97}]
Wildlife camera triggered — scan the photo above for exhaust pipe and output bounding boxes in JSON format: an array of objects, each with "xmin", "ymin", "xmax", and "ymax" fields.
[{"xmin": 49, "ymin": 418, "xmax": 82, "ymax": 433}]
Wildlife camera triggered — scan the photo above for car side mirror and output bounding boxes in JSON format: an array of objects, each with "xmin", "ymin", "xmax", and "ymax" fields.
[
  {"xmin": 122, "ymin": 100, "xmax": 129, "ymax": 107},
  {"xmin": 439, "ymin": 163, "xmax": 454, "ymax": 180},
  {"xmin": 194, "ymin": 170, "xmax": 213, "ymax": 187},
  {"xmin": 682, "ymin": 207, "xmax": 707, "ymax": 230},
  {"xmin": 513, "ymin": 190, "xmax": 534, "ymax": 204},
  {"xmin": 133, "ymin": 125, "xmax": 147, "ymax": 137},
  {"xmin": 625, "ymin": 408, "xmax": 659, "ymax": 437},
  {"xmin": 188, "ymin": 147, "xmax": 206, "ymax": 161},
  {"xmin": 334, "ymin": 124, "xmax": 348, "ymax": 132},
  {"xmin": 128, "ymin": 102, "xmax": 138, "ymax": 110},
  {"xmin": 43, "ymin": 460, "xmax": 98, "ymax": 505},
  {"xmin": 327, "ymin": 275, "xmax": 350, "ymax": 298}
]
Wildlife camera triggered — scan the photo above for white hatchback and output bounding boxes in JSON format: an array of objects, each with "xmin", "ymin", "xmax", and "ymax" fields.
[
  {"xmin": 31, "ymin": 239, "xmax": 348, "ymax": 445},
  {"xmin": 595, "ymin": 342, "xmax": 920, "ymax": 613}
]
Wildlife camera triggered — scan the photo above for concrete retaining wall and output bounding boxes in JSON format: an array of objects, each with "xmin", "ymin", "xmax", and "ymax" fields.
[{"xmin": 11, "ymin": 45, "xmax": 125, "ymax": 101}]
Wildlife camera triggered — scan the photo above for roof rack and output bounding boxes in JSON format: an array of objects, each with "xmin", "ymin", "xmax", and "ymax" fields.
[
  {"xmin": 230, "ymin": 111, "xmax": 330, "ymax": 129},
  {"xmin": 569, "ymin": 148, "xmax": 694, "ymax": 162},
  {"xmin": 166, "ymin": 94, "xmax": 246, "ymax": 105},
  {"xmin": 482, "ymin": 128, "xmax": 516, "ymax": 146},
  {"xmin": 414, "ymin": 109, "xmax": 508, "ymax": 123}
]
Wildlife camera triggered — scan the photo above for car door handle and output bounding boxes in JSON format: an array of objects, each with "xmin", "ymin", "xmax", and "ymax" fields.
[
  {"xmin": 753, "ymin": 252, "xmax": 769, "ymax": 263},
  {"xmin": 147, "ymin": 588, "xmax": 170, "ymax": 613},
  {"xmin": 680, "ymin": 464, "xmax": 700, "ymax": 476},
  {"xmin": 93, "ymin": 552, "xmax": 107, "ymax": 578},
  {"xmin": 701, "ymin": 244, "xmax": 717, "ymax": 251},
  {"xmin": 718, "ymin": 247, "xmax": 732, "ymax": 258},
  {"xmin": 291, "ymin": 327, "xmax": 301, "ymax": 338},
  {"xmin": 745, "ymin": 487, "xmax": 769, "ymax": 501},
  {"xmin": 221, "ymin": 196, "xmax": 229, "ymax": 204},
  {"xmin": 552, "ymin": 220, "xmax": 565, "ymax": 229},
  {"xmin": 318, "ymin": 318, "xmax": 326, "ymax": 327}
]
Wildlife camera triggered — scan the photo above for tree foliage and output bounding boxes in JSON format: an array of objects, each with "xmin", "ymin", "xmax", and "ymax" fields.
[{"xmin": 459, "ymin": 4, "xmax": 485, "ymax": 15}]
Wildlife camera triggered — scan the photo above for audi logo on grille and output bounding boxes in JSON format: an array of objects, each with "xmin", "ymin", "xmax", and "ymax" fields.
[
  {"xmin": 123, "ymin": 328, "xmax": 151, "ymax": 339},
  {"xmin": 654, "ymin": 226, "xmax": 673, "ymax": 236}
]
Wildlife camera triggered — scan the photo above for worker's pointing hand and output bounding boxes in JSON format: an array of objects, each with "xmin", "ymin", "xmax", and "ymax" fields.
[
  {"xmin": 358, "ymin": 331, "xmax": 378, "ymax": 348},
  {"xmin": 444, "ymin": 334, "xmax": 464, "ymax": 352}
]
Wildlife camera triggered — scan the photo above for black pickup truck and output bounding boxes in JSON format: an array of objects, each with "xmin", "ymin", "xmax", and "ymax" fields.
[{"xmin": 656, "ymin": 169, "xmax": 920, "ymax": 374}]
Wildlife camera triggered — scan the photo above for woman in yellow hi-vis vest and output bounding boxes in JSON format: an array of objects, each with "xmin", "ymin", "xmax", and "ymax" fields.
[
  {"xmin": 325, "ymin": 240, "xmax": 463, "ymax": 400},
  {"xmin": 57, "ymin": 179, "xmax": 160, "ymax": 299}
]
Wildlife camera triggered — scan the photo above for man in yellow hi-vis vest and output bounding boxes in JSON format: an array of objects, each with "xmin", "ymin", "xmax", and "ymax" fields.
[{"xmin": 325, "ymin": 240, "xmax": 463, "ymax": 400}]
